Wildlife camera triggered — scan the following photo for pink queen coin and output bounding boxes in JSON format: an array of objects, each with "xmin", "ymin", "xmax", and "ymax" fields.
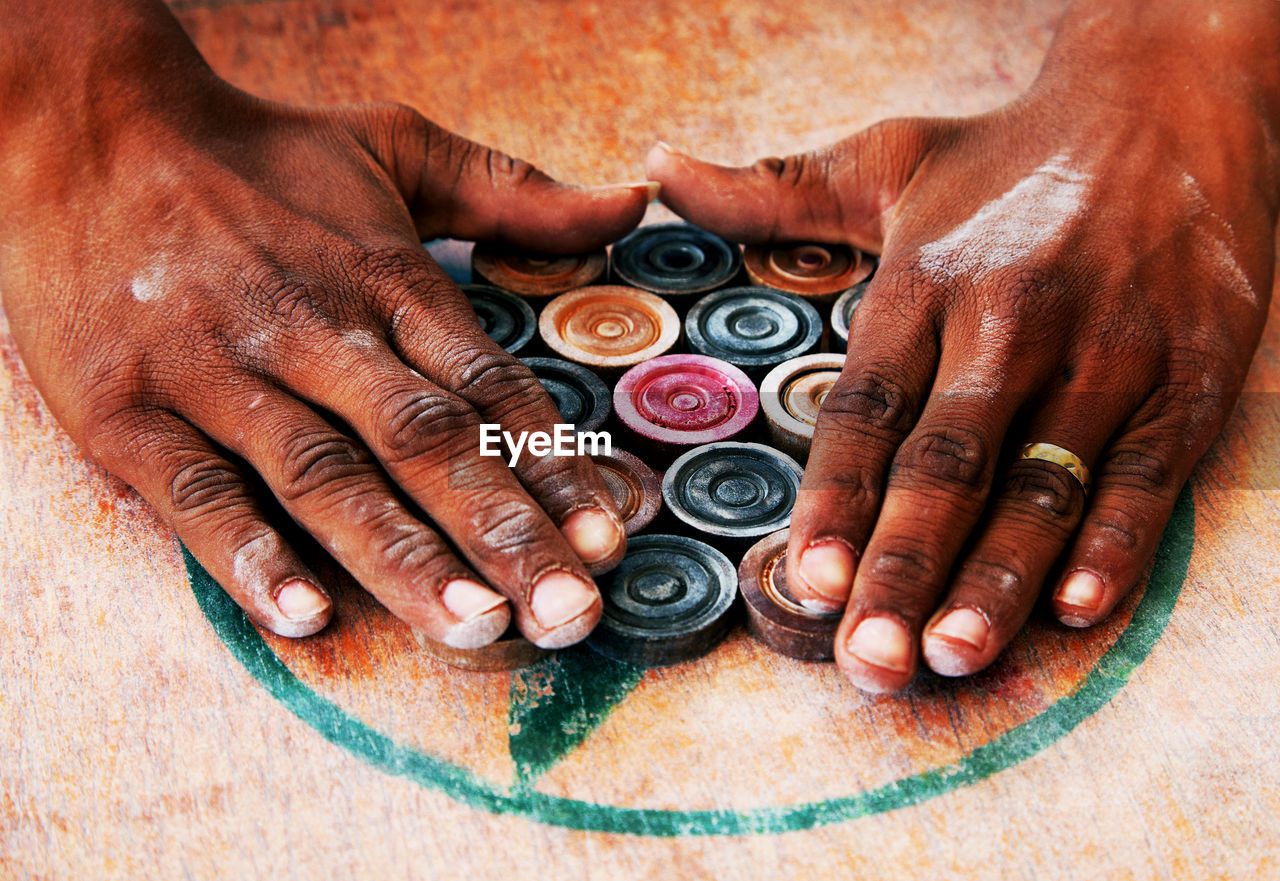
[{"xmin": 614, "ymin": 354, "xmax": 760, "ymax": 449}]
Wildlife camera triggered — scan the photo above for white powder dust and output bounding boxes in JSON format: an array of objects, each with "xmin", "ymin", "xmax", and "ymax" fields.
[
  {"xmin": 916, "ymin": 153, "xmax": 1091, "ymax": 285},
  {"xmin": 129, "ymin": 265, "xmax": 169, "ymax": 303},
  {"xmin": 1182, "ymin": 172, "xmax": 1256, "ymax": 306}
]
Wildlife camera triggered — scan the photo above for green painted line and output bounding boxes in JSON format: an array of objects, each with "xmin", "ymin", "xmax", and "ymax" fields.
[
  {"xmin": 186, "ymin": 484, "xmax": 1194, "ymax": 837},
  {"xmin": 508, "ymin": 647, "xmax": 648, "ymax": 787}
]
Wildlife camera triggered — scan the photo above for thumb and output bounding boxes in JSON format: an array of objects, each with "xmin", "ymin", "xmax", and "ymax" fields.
[
  {"xmin": 645, "ymin": 118, "xmax": 946, "ymax": 252},
  {"xmin": 360, "ymin": 103, "xmax": 656, "ymax": 252}
]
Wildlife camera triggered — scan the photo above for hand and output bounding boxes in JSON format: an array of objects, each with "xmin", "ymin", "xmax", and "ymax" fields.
[
  {"xmin": 0, "ymin": 5, "xmax": 652, "ymax": 648},
  {"xmin": 648, "ymin": 0, "xmax": 1280, "ymax": 690}
]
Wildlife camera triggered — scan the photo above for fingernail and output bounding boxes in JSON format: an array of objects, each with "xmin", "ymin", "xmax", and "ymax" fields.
[
  {"xmin": 847, "ymin": 616, "xmax": 912, "ymax": 673},
  {"xmin": 646, "ymin": 142, "xmax": 679, "ymax": 169},
  {"xmin": 1055, "ymin": 570, "xmax": 1104, "ymax": 611},
  {"xmin": 930, "ymin": 608, "xmax": 989, "ymax": 651},
  {"xmin": 591, "ymin": 181, "xmax": 662, "ymax": 202},
  {"xmin": 561, "ymin": 507, "xmax": 623, "ymax": 565},
  {"xmin": 441, "ymin": 579, "xmax": 507, "ymax": 621},
  {"xmin": 798, "ymin": 540, "xmax": 856, "ymax": 604},
  {"xmin": 530, "ymin": 570, "xmax": 599, "ymax": 631},
  {"xmin": 609, "ymin": 180, "xmax": 662, "ymax": 201},
  {"xmin": 440, "ymin": 580, "xmax": 510, "ymax": 649},
  {"xmin": 275, "ymin": 579, "xmax": 331, "ymax": 621}
]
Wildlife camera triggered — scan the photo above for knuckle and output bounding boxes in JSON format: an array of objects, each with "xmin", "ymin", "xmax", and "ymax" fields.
[
  {"xmin": 1009, "ymin": 265, "xmax": 1055, "ymax": 303},
  {"xmin": 750, "ymin": 151, "xmax": 838, "ymax": 240},
  {"xmin": 957, "ymin": 558, "xmax": 1026, "ymax": 604},
  {"xmin": 366, "ymin": 517, "xmax": 454, "ymax": 581},
  {"xmin": 858, "ymin": 116, "xmax": 938, "ymax": 171},
  {"xmin": 1085, "ymin": 502, "xmax": 1143, "ymax": 553},
  {"xmin": 1168, "ymin": 324, "xmax": 1235, "ymax": 370},
  {"xmin": 468, "ymin": 143, "xmax": 540, "ymax": 187},
  {"xmin": 1159, "ymin": 373, "xmax": 1237, "ymax": 444},
  {"xmin": 81, "ymin": 403, "xmax": 150, "ymax": 465},
  {"xmin": 278, "ymin": 430, "xmax": 374, "ymax": 504},
  {"xmin": 1004, "ymin": 264, "xmax": 1074, "ymax": 317},
  {"xmin": 889, "ymin": 251, "xmax": 968, "ymax": 305},
  {"xmin": 388, "ymin": 279, "xmax": 466, "ymax": 338},
  {"xmin": 350, "ymin": 100, "xmax": 432, "ymax": 169},
  {"xmin": 848, "ymin": 256, "xmax": 947, "ymax": 328},
  {"xmin": 350, "ymin": 245, "xmax": 428, "ymax": 286},
  {"xmin": 466, "ymin": 494, "xmax": 553, "ymax": 556},
  {"xmin": 381, "ymin": 101, "xmax": 429, "ymax": 141},
  {"xmin": 523, "ymin": 469, "xmax": 594, "ymax": 516},
  {"xmin": 379, "ymin": 387, "xmax": 477, "ymax": 463},
  {"xmin": 344, "ymin": 245, "xmax": 453, "ymax": 311},
  {"xmin": 984, "ymin": 268, "xmax": 1069, "ymax": 351},
  {"xmin": 1002, "ymin": 462, "xmax": 1081, "ymax": 519},
  {"xmin": 427, "ymin": 126, "xmax": 475, "ymax": 171},
  {"xmin": 1101, "ymin": 444, "xmax": 1170, "ymax": 494},
  {"xmin": 895, "ymin": 424, "xmax": 990, "ymax": 490},
  {"xmin": 820, "ymin": 368, "xmax": 917, "ymax": 440},
  {"xmin": 864, "ymin": 541, "xmax": 945, "ymax": 600},
  {"xmin": 1089, "ymin": 305, "xmax": 1166, "ymax": 369},
  {"xmin": 752, "ymin": 153, "xmax": 810, "ymax": 188},
  {"xmin": 248, "ymin": 269, "xmax": 331, "ymax": 332},
  {"xmin": 497, "ymin": 151, "xmax": 540, "ymax": 186},
  {"xmin": 800, "ymin": 468, "xmax": 881, "ymax": 512},
  {"xmin": 447, "ymin": 349, "xmax": 541, "ymax": 407},
  {"xmin": 169, "ymin": 456, "xmax": 247, "ymax": 519}
]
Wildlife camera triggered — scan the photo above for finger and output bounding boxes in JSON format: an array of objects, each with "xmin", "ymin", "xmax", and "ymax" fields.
[
  {"xmin": 830, "ymin": 328, "xmax": 1059, "ymax": 693},
  {"xmin": 179, "ymin": 381, "xmax": 513, "ymax": 650},
  {"xmin": 920, "ymin": 382, "xmax": 1147, "ymax": 676},
  {"xmin": 1050, "ymin": 391, "xmax": 1226, "ymax": 627},
  {"xmin": 644, "ymin": 118, "xmax": 949, "ymax": 250},
  {"xmin": 361, "ymin": 104, "xmax": 653, "ymax": 251},
  {"xmin": 274, "ymin": 328, "xmax": 602, "ymax": 649},
  {"xmin": 783, "ymin": 273, "xmax": 940, "ymax": 613},
  {"xmin": 387, "ymin": 287, "xmax": 627, "ymax": 573},
  {"xmin": 89, "ymin": 408, "xmax": 332, "ymax": 638}
]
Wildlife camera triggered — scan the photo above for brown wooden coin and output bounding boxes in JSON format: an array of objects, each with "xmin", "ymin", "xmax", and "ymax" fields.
[
  {"xmin": 472, "ymin": 243, "xmax": 607, "ymax": 298},
  {"xmin": 743, "ymin": 242, "xmax": 872, "ymax": 305},
  {"xmin": 738, "ymin": 528, "xmax": 841, "ymax": 662},
  {"xmin": 593, "ymin": 447, "xmax": 663, "ymax": 536},
  {"xmin": 539, "ymin": 285, "xmax": 679, "ymax": 372},
  {"xmin": 759, "ymin": 353, "xmax": 846, "ymax": 462}
]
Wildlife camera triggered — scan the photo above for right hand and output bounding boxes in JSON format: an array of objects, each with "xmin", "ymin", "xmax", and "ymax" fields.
[
  {"xmin": 0, "ymin": 40, "xmax": 652, "ymax": 649},
  {"xmin": 647, "ymin": 0, "xmax": 1279, "ymax": 690}
]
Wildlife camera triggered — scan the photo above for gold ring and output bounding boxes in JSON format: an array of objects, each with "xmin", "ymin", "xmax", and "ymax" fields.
[{"xmin": 1017, "ymin": 442, "xmax": 1092, "ymax": 495}]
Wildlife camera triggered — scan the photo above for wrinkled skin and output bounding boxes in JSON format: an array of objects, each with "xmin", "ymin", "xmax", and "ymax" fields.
[
  {"xmin": 0, "ymin": 5, "xmax": 652, "ymax": 649},
  {"xmin": 6, "ymin": 0, "xmax": 1279, "ymax": 691},
  {"xmin": 650, "ymin": 1, "xmax": 1280, "ymax": 691}
]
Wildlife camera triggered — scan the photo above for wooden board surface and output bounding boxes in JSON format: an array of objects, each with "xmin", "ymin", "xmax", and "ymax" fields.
[{"xmin": 4, "ymin": 1, "xmax": 1280, "ymax": 878}]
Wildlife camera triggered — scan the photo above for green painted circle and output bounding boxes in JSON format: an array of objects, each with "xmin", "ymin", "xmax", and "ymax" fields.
[{"xmin": 186, "ymin": 486, "xmax": 1194, "ymax": 837}]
